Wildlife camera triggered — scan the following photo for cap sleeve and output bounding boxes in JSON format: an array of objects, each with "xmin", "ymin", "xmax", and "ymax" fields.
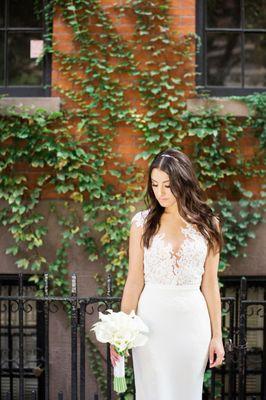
[{"xmin": 131, "ymin": 209, "xmax": 149, "ymax": 228}]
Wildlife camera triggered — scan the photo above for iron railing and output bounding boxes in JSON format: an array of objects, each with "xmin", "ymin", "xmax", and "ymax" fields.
[{"xmin": 0, "ymin": 274, "xmax": 265, "ymax": 399}]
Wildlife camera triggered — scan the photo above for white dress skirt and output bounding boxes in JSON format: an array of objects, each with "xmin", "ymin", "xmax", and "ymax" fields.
[
  {"xmin": 132, "ymin": 283, "xmax": 211, "ymax": 400},
  {"xmin": 130, "ymin": 210, "xmax": 212, "ymax": 400}
]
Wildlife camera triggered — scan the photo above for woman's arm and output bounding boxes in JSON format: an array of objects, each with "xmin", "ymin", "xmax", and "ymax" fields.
[
  {"xmin": 111, "ymin": 215, "xmax": 145, "ymax": 366},
  {"xmin": 200, "ymin": 218, "xmax": 225, "ymax": 368},
  {"xmin": 120, "ymin": 218, "xmax": 145, "ymax": 314}
]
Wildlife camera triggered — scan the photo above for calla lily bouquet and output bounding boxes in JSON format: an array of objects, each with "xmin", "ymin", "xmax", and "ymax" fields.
[{"xmin": 90, "ymin": 309, "xmax": 149, "ymax": 393}]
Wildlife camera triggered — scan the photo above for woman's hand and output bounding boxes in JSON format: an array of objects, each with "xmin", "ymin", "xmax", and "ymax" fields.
[
  {"xmin": 110, "ymin": 345, "xmax": 130, "ymax": 367},
  {"xmin": 209, "ymin": 336, "xmax": 225, "ymax": 368},
  {"xmin": 110, "ymin": 345, "xmax": 121, "ymax": 367}
]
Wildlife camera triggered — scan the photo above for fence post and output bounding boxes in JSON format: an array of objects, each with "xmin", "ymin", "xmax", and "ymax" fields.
[
  {"xmin": 0, "ymin": 281, "xmax": 2, "ymax": 397},
  {"xmin": 106, "ymin": 274, "xmax": 113, "ymax": 400},
  {"xmin": 227, "ymin": 298, "xmax": 236, "ymax": 400},
  {"xmin": 44, "ymin": 273, "xmax": 50, "ymax": 400},
  {"xmin": 71, "ymin": 273, "xmax": 78, "ymax": 400},
  {"xmin": 238, "ymin": 276, "xmax": 247, "ymax": 400},
  {"xmin": 18, "ymin": 273, "xmax": 24, "ymax": 400},
  {"xmin": 79, "ymin": 300, "xmax": 86, "ymax": 400}
]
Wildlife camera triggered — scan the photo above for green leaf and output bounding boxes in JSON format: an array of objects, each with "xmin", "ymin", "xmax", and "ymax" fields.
[
  {"xmin": 85, "ymin": 86, "xmax": 95, "ymax": 94},
  {"xmin": 5, "ymin": 246, "xmax": 19, "ymax": 256},
  {"xmin": 16, "ymin": 259, "xmax": 29, "ymax": 269}
]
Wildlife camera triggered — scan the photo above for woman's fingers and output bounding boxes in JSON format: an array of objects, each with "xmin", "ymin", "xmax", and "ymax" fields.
[
  {"xmin": 209, "ymin": 346, "xmax": 215, "ymax": 367},
  {"xmin": 110, "ymin": 345, "xmax": 121, "ymax": 367},
  {"xmin": 209, "ymin": 349, "xmax": 225, "ymax": 368}
]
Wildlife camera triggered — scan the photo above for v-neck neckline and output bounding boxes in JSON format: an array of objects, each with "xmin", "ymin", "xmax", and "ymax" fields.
[{"xmin": 151, "ymin": 223, "xmax": 200, "ymax": 257}]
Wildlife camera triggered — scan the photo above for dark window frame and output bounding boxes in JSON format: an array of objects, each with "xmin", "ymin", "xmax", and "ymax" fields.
[
  {"xmin": 196, "ymin": 0, "xmax": 266, "ymax": 96},
  {"xmin": 0, "ymin": 0, "xmax": 52, "ymax": 97},
  {"xmin": 0, "ymin": 274, "xmax": 45, "ymax": 399}
]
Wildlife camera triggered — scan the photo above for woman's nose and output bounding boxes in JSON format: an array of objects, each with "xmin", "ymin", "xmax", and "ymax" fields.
[{"xmin": 158, "ymin": 187, "xmax": 165, "ymax": 196}]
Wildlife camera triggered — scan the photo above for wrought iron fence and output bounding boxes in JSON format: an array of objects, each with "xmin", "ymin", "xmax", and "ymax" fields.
[{"xmin": 0, "ymin": 273, "xmax": 265, "ymax": 400}]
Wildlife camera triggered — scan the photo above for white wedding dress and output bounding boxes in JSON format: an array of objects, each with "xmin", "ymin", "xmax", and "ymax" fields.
[{"xmin": 131, "ymin": 209, "xmax": 212, "ymax": 400}]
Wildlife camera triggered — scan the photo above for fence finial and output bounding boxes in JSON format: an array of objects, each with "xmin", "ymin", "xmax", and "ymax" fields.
[
  {"xmin": 106, "ymin": 274, "xmax": 112, "ymax": 297},
  {"xmin": 71, "ymin": 272, "xmax": 77, "ymax": 296},
  {"xmin": 44, "ymin": 273, "xmax": 49, "ymax": 296}
]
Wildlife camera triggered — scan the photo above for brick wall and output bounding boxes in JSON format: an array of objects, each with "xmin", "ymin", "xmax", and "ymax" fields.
[{"xmin": 50, "ymin": 0, "xmax": 263, "ymax": 197}]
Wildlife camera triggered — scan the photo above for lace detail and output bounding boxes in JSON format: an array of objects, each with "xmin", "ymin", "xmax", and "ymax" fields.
[
  {"xmin": 131, "ymin": 209, "xmax": 149, "ymax": 228},
  {"xmin": 131, "ymin": 209, "xmax": 208, "ymax": 286}
]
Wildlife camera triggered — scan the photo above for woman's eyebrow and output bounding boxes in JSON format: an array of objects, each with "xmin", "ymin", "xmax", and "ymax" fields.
[{"xmin": 151, "ymin": 178, "xmax": 170, "ymax": 183}]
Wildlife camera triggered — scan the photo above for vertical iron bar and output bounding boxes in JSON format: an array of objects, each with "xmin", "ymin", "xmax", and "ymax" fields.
[
  {"xmin": 210, "ymin": 367, "xmax": 216, "ymax": 399},
  {"xmin": 31, "ymin": 389, "xmax": 37, "ymax": 400},
  {"xmin": 106, "ymin": 274, "xmax": 112, "ymax": 400},
  {"xmin": 221, "ymin": 345, "xmax": 225, "ymax": 399},
  {"xmin": 79, "ymin": 300, "xmax": 86, "ymax": 400},
  {"xmin": 262, "ymin": 287, "xmax": 266, "ymax": 400},
  {"xmin": 0, "ymin": 282, "xmax": 2, "ymax": 397},
  {"xmin": 58, "ymin": 392, "xmax": 63, "ymax": 400},
  {"xmin": 7, "ymin": 285, "xmax": 13, "ymax": 397},
  {"xmin": 238, "ymin": 277, "xmax": 247, "ymax": 400},
  {"xmin": 71, "ymin": 273, "xmax": 78, "ymax": 400},
  {"xmin": 18, "ymin": 273, "xmax": 24, "ymax": 400},
  {"xmin": 44, "ymin": 273, "xmax": 49, "ymax": 400},
  {"xmin": 227, "ymin": 299, "xmax": 236, "ymax": 400}
]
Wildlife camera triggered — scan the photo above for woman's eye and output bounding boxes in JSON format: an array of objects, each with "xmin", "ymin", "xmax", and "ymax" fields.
[{"xmin": 152, "ymin": 184, "xmax": 170, "ymax": 188}]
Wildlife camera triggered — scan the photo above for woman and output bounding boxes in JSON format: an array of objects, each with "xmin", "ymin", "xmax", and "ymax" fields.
[{"xmin": 111, "ymin": 148, "xmax": 225, "ymax": 399}]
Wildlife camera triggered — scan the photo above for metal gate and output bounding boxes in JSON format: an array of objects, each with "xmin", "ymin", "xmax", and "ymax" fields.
[
  {"xmin": 209, "ymin": 276, "xmax": 266, "ymax": 400},
  {"xmin": 0, "ymin": 274, "xmax": 265, "ymax": 399}
]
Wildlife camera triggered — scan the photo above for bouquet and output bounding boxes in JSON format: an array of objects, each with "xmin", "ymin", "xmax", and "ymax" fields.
[{"xmin": 90, "ymin": 309, "xmax": 149, "ymax": 393}]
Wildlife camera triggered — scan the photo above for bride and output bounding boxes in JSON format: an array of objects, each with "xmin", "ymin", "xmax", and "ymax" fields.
[{"xmin": 110, "ymin": 148, "xmax": 225, "ymax": 399}]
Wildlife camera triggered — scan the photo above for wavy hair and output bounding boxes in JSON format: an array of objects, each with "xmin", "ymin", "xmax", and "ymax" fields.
[{"xmin": 142, "ymin": 148, "xmax": 224, "ymax": 255}]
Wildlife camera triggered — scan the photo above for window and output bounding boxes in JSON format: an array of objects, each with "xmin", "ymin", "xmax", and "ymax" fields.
[
  {"xmin": 0, "ymin": 0, "xmax": 51, "ymax": 97},
  {"xmin": 196, "ymin": 0, "xmax": 266, "ymax": 96},
  {"xmin": 0, "ymin": 275, "xmax": 45, "ymax": 399}
]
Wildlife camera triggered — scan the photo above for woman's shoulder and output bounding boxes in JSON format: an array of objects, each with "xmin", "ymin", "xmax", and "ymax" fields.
[{"xmin": 131, "ymin": 209, "xmax": 150, "ymax": 228}]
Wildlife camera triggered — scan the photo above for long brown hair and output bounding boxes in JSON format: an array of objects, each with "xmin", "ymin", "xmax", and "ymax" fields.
[{"xmin": 142, "ymin": 148, "xmax": 224, "ymax": 255}]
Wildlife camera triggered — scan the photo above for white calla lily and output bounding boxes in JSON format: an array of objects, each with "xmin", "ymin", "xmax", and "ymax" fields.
[{"xmin": 90, "ymin": 309, "xmax": 149, "ymax": 393}]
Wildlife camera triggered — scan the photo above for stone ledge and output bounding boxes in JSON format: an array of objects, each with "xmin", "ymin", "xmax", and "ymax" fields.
[
  {"xmin": 187, "ymin": 98, "xmax": 249, "ymax": 117},
  {"xmin": 0, "ymin": 97, "xmax": 61, "ymax": 115}
]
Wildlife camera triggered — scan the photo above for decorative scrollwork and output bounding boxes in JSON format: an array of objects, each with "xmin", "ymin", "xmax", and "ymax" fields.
[
  {"xmin": 221, "ymin": 301, "xmax": 232, "ymax": 314},
  {"xmin": 47, "ymin": 300, "xmax": 59, "ymax": 313},
  {"xmin": 87, "ymin": 301, "xmax": 109, "ymax": 316},
  {"xmin": 10, "ymin": 300, "xmax": 19, "ymax": 313},
  {"xmin": 0, "ymin": 302, "xmax": 8, "ymax": 313},
  {"xmin": 246, "ymin": 304, "xmax": 265, "ymax": 318},
  {"xmin": 84, "ymin": 301, "xmax": 119, "ymax": 316},
  {"xmin": 22, "ymin": 300, "xmax": 33, "ymax": 314},
  {"xmin": 84, "ymin": 303, "xmax": 94, "ymax": 315}
]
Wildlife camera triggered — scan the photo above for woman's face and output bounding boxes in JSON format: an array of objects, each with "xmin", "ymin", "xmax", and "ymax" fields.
[{"xmin": 151, "ymin": 168, "xmax": 177, "ymax": 207}]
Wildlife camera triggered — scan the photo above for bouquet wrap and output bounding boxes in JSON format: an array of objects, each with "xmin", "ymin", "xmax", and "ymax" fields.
[
  {"xmin": 90, "ymin": 309, "xmax": 149, "ymax": 394},
  {"xmin": 113, "ymin": 354, "xmax": 127, "ymax": 393}
]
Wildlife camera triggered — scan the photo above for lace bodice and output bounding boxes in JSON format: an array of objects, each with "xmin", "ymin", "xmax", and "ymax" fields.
[{"xmin": 131, "ymin": 209, "xmax": 209, "ymax": 286}]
